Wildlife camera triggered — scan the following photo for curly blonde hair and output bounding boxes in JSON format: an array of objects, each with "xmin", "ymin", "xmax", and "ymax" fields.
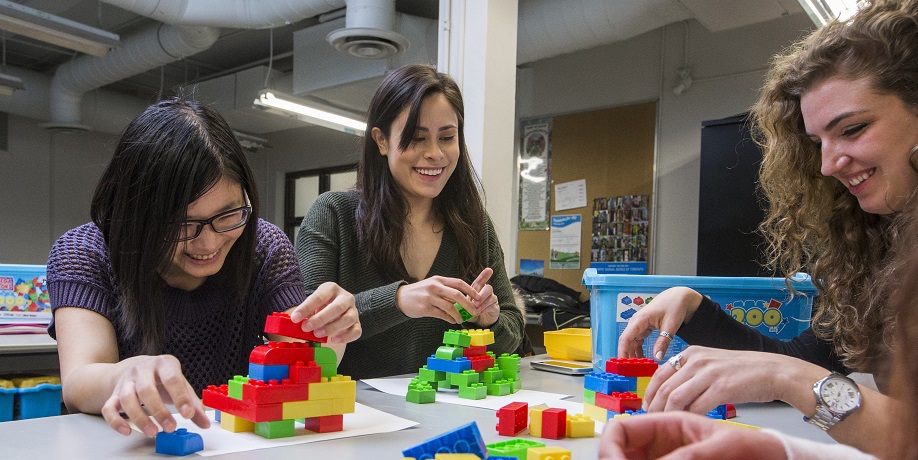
[{"xmin": 752, "ymin": 0, "xmax": 918, "ymax": 372}]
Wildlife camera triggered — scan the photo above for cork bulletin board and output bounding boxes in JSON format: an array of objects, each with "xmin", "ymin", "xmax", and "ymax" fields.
[{"xmin": 516, "ymin": 102, "xmax": 656, "ymax": 299}]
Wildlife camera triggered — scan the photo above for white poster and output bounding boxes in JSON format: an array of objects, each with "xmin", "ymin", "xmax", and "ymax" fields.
[
  {"xmin": 550, "ymin": 215, "xmax": 582, "ymax": 270},
  {"xmin": 519, "ymin": 118, "xmax": 551, "ymax": 230},
  {"xmin": 555, "ymin": 179, "xmax": 587, "ymax": 211}
]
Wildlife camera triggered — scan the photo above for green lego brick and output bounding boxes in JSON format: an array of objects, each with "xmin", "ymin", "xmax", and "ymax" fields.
[
  {"xmin": 313, "ymin": 346, "xmax": 337, "ymax": 364},
  {"xmin": 254, "ymin": 419, "xmax": 295, "ymax": 439},
  {"xmin": 486, "ymin": 379, "xmax": 513, "ymax": 396},
  {"xmin": 480, "ymin": 367, "xmax": 503, "ymax": 384},
  {"xmin": 418, "ymin": 366, "xmax": 446, "ymax": 383},
  {"xmin": 442, "ymin": 329, "xmax": 472, "ymax": 348},
  {"xmin": 486, "ymin": 439, "xmax": 546, "ymax": 459},
  {"xmin": 448, "ymin": 370, "xmax": 481, "ymax": 387},
  {"xmin": 435, "ymin": 345, "xmax": 463, "ymax": 360},
  {"xmin": 228, "ymin": 375, "xmax": 248, "ymax": 400},
  {"xmin": 584, "ymin": 389, "xmax": 596, "ymax": 405},
  {"xmin": 407, "ymin": 378, "xmax": 437, "ymax": 404},
  {"xmin": 453, "ymin": 302, "xmax": 475, "ymax": 322},
  {"xmin": 512, "ymin": 378, "xmax": 522, "ymax": 393},
  {"xmin": 497, "ymin": 353, "xmax": 521, "ymax": 380},
  {"xmin": 458, "ymin": 383, "xmax": 487, "ymax": 400}
]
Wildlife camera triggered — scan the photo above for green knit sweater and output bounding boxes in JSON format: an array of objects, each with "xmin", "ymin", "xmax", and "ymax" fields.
[{"xmin": 296, "ymin": 190, "xmax": 524, "ymax": 379}]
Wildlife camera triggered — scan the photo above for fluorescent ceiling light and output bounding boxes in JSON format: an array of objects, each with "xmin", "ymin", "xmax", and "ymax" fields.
[
  {"xmin": 0, "ymin": 0, "xmax": 119, "ymax": 57},
  {"xmin": 0, "ymin": 72, "xmax": 24, "ymax": 96},
  {"xmin": 797, "ymin": 0, "xmax": 861, "ymax": 26},
  {"xmin": 254, "ymin": 90, "xmax": 366, "ymax": 136}
]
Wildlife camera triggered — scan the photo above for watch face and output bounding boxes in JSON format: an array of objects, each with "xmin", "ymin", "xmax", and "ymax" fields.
[{"xmin": 820, "ymin": 377, "xmax": 861, "ymax": 412}]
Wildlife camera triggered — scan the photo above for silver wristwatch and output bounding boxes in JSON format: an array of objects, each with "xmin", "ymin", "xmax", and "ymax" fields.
[{"xmin": 804, "ymin": 373, "xmax": 861, "ymax": 431}]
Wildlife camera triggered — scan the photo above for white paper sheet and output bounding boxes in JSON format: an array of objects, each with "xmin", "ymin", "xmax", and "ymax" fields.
[{"xmin": 361, "ymin": 377, "xmax": 572, "ymax": 410}]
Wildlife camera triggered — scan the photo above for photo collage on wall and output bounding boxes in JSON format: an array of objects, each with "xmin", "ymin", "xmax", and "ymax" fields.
[{"xmin": 591, "ymin": 195, "xmax": 650, "ymax": 263}]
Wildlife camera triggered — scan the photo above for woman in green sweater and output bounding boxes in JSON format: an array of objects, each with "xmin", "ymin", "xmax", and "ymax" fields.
[{"xmin": 295, "ymin": 64, "xmax": 524, "ymax": 379}]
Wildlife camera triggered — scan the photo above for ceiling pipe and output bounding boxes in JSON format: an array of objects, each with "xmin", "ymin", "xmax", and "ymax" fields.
[{"xmin": 101, "ymin": 0, "xmax": 346, "ymax": 28}]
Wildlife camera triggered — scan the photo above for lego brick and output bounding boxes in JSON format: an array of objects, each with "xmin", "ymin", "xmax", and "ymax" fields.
[
  {"xmin": 497, "ymin": 402, "xmax": 528, "ymax": 437},
  {"xmin": 583, "ymin": 372, "xmax": 636, "ymax": 395},
  {"xmin": 463, "ymin": 345, "xmax": 488, "ymax": 357},
  {"xmin": 485, "ymin": 439, "xmax": 546, "ymax": 459},
  {"xmin": 332, "ymin": 396, "xmax": 356, "ymax": 414},
  {"xmin": 155, "ymin": 428, "xmax": 204, "ymax": 456},
  {"xmin": 566, "ymin": 413, "xmax": 595, "ymax": 438},
  {"xmin": 526, "ymin": 446, "xmax": 571, "ymax": 460},
  {"xmin": 288, "ymin": 361, "xmax": 323, "ymax": 384},
  {"xmin": 595, "ymin": 392, "xmax": 642, "ymax": 413},
  {"xmin": 309, "ymin": 377, "xmax": 356, "ymax": 400},
  {"xmin": 540, "ymin": 408, "xmax": 567, "ymax": 440},
  {"xmin": 442, "ymin": 330, "xmax": 473, "ymax": 348},
  {"xmin": 249, "ymin": 341, "xmax": 316, "ymax": 365},
  {"xmin": 529, "ymin": 406, "xmax": 546, "ymax": 437},
  {"xmin": 449, "ymin": 370, "xmax": 481, "ymax": 387},
  {"xmin": 454, "ymin": 303, "xmax": 475, "ymax": 322},
  {"xmin": 486, "ymin": 379, "xmax": 513, "ymax": 396},
  {"xmin": 220, "ymin": 412, "xmax": 255, "ymax": 433},
  {"xmin": 467, "ymin": 355, "xmax": 495, "ymax": 373},
  {"xmin": 427, "ymin": 356, "xmax": 472, "ymax": 373},
  {"xmin": 465, "ymin": 329, "xmax": 495, "ymax": 346},
  {"xmin": 304, "ymin": 414, "xmax": 344, "ymax": 433},
  {"xmin": 254, "ymin": 419, "xmax": 296, "ymax": 439},
  {"xmin": 636, "ymin": 376, "xmax": 651, "ymax": 399},
  {"xmin": 264, "ymin": 312, "xmax": 327, "ymax": 342},
  {"xmin": 480, "ymin": 367, "xmax": 504, "ymax": 384},
  {"xmin": 435, "ymin": 455, "xmax": 480, "ymax": 460},
  {"xmin": 282, "ymin": 398, "xmax": 335, "ymax": 419},
  {"xmin": 242, "ymin": 379, "xmax": 310, "ymax": 404},
  {"xmin": 496, "ymin": 354, "xmax": 521, "ymax": 380},
  {"xmin": 726, "ymin": 403, "xmax": 737, "ymax": 419},
  {"xmin": 402, "ymin": 422, "xmax": 488, "ymax": 460},
  {"xmin": 436, "ymin": 345, "xmax": 464, "ymax": 360},
  {"xmin": 582, "ymin": 402, "xmax": 615, "ymax": 423},
  {"xmin": 583, "ymin": 389, "xmax": 596, "ymax": 405},
  {"xmin": 458, "ymin": 383, "xmax": 488, "ymax": 400},
  {"xmin": 228, "ymin": 375, "xmax": 249, "ymax": 400},
  {"xmin": 419, "ymin": 366, "xmax": 447, "ymax": 383},
  {"xmin": 248, "ymin": 363, "xmax": 289, "ymax": 382},
  {"xmin": 706, "ymin": 404, "xmax": 728, "ymax": 420},
  {"xmin": 202, "ymin": 384, "xmax": 284, "ymax": 422},
  {"xmin": 604, "ymin": 357, "xmax": 658, "ymax": 377}
]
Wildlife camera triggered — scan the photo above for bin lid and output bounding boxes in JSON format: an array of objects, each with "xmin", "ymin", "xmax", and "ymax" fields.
[{"xmin": 581, "ymin": 268, "xmax": 817, "ymax": 294}]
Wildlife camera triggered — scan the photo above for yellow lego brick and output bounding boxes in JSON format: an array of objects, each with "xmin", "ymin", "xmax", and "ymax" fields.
[
  {"xmin": 582, "ymin": 402, "xmax": 612, "ymax": 423},
  {"xmin": 329, "ymin": 374, "xmax": 352, "ymax": 382},
  {"xmin": 636, "ymin": 376, "xmax": 651, "ymax": 399},
  {"xmin": 309, "ymin": 378, "xmax": 357, "ymax": 400},
  {"xmin": 566, "ymin": 413, "xmax": 595, "ymax": 437},
  {"xmin": 332, "ymin": 396, "xmax": 356, "ymax": 414},
  {"xmin": 434, "ymin": 455, "xmax": 482, "ymax": 460},
  {"xmin": 465, "ymin": 329, "xmax": 495, "ymax": 346},
  {"xmin": 717, "ymin": 419, "xmax": 761, "ymax": 430},
  {"xmin": 526, "ymin": 446, "xmax": 571, "ymax": 460},
  {"xmin": 220, "ymin": 412, "xmax": 255, "ymax": 432},
  {"xmin": 529, "ymin": 406, "xmax": 546, "ymax": 437},
  {"xmin": 282, "ymin": 398, "xmax": 335, "ymax": 419}
]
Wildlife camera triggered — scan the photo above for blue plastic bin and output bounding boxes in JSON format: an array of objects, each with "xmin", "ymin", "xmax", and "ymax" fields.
[
  {"xmin": 17, "ymin": 383, "xmax": 62, "ymax": 419},
  {"xmin": 582, "ymin": 268, "xmax": 818, "ymax": 372},
  {"xmin": 0, "ymin": 386, "xmax": 15, "ymax": 422}
]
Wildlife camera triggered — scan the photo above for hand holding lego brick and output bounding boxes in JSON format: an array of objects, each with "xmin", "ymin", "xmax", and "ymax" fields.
[
  {"xmin": 598, "ymin": 411, "xmax": 782, "ymax": 460},
  {"xmin": 395, "ymin": 275, "xmax": 482, "ymax": 324},
  {"xmin": 466, "ymin": 268, "xmax": 500, "ymax": 327},
  {"xmin": 288, "ymin": 281, "xmax": 361, "ymax": 343},
  {"xmin": 618, "ymin": 287, "xmax": 704, "ymax": 361},
  {"xmin": 100, "ymin": 354, "xmax": 210, "ymax": 438}
]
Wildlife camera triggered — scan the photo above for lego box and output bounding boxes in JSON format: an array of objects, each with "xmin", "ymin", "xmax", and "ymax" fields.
[
  {"xmin": 582, "ymin": 268, "xmax": 818, "ymax": 372},
  {"xmin": 0, "ymin": 264, "xmax": 51, "ymax": 324}
]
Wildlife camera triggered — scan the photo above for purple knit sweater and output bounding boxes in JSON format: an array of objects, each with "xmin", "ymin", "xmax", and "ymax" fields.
[{"xmin": 46, "ymin": 219, "xmax": 306, "ymax": 393}]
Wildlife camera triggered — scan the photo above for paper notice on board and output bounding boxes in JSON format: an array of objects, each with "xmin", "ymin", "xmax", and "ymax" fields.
[
  {"xmin": 555, "ymin": 179, "xmax": 587, "ymax": 211},
  {"xmin": 550, "ymin": 215, "xmax": 582, "ymax": 270}
]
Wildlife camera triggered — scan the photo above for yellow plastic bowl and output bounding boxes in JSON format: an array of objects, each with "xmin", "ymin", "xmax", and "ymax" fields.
[{"xmin": 543, "ymin": 328, "xmax": 591, "ymax": 361}]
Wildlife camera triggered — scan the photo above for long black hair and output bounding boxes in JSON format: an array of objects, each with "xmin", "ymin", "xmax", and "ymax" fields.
[
  {"xmin": 356, "ymin": 64, "xmax": 486, "ymax": 282},
  {"xmin": 90, "ymin": 97, "xmax": 260, "ymax": 354}
]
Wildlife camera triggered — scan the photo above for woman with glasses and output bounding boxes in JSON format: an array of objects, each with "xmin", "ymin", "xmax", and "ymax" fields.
[
  {"xmin": 295, "ymin": 64, "xmax": 525, "ymax": 379},
  {"xmin": 46, "ymin": 98, "xmax": 361, "ymax": 438}
]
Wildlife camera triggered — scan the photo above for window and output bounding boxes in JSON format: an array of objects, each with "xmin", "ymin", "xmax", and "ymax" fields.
[{"xmin": 284, "ymin": 165, "xmax": 357, "ymax": 240}]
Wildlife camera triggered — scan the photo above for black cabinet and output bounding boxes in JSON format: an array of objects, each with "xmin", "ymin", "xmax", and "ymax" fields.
[{"xmin": 697, "ymin": 114, "xmax": 769, "ymax": 276}]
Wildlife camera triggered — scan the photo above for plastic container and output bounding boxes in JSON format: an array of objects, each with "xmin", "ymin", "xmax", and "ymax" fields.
[
  {"xmin": 582, "ymin": 268, "xmax": 818, "ymax": 372},
  {"xmin": 543, "ymin": 328, "xmax": 591, "ymax": 361},
  {"xmin": 0, "ymin": 264, "xmax": 51, "ymax": 324},
  {"xmin": 17, "ymin": 383, "xmax": 63, "ymax": 419},
  {"xmin": 0, "ymin": 378, "xmax": 14, "ymax": 422}
]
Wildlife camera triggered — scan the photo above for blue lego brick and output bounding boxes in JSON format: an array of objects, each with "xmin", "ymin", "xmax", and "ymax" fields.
[
  {"xmin": 706, "ymin": 404, "xmax": 727, "ymax": 420},
  {"xmin": 155, "ymin": 428, "xmax": 204, "ymax": 456},
  {"xmin": 426, "ymin": 356, "xmax": 472, "ymax": 373},
  {"xmin": 247, "ymin": 363, "xmax": 289, "ymax": 382},
  {"xmin": 584, "ymin": 372, "xmax": 636, "ymax": 394},
  {"xmin": 623, "ymin": 409, "xmax": 647, "ymax": 415},
  {"xmin": 402, "ymin": 422, "xmax": 488, "ymax": 460}
]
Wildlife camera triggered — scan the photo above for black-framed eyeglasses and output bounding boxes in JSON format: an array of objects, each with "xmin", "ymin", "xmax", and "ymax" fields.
[{"xmin": 170, "ymin": 204, "xmax": 252, "ymax": 242}]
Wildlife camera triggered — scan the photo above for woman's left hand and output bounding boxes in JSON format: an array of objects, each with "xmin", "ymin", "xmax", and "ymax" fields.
[
  {"xmin": 288, "ymin": 282, "xmax": 362, "ymax": 343},
  {"xmin": 466, "ymin": 268, "xmax": 500, "ymax": 327}
]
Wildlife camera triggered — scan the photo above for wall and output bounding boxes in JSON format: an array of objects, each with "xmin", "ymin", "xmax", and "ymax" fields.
[{"xmin": 517, "ymin": 14, "xmax": 814, "ymax": 275}]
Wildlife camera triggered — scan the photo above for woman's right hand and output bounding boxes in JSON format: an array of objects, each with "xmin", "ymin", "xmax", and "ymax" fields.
[
  {"xmin": 618, "ymin": 287, "xmax": 704, "ymax": 361},
  {"xmin": 396, "ymin": 276, "xmax": 482, "ymax": 324},
  {"xmin": 101, "ymin": 354, "xmax": 210, "ymax": 437}
]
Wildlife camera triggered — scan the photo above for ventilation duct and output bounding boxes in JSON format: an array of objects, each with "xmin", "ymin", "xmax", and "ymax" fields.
[{"xmin": 327, "ymin": 0, "xmax": 408, "ymax": 59}]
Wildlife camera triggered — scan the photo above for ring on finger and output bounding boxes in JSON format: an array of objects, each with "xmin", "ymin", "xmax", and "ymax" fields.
[
  {"xmin": 668, "ymin": 353, "xmax": 684, "ymax": 371},
  {"xmin": 659, "ymin": 331, "xmax": 675, "ymax": 341}
]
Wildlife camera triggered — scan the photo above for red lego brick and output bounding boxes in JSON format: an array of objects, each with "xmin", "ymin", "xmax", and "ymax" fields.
[
  {"xmin": 595, "ymin": 391, "xmax": 642, "ymax": 413},
  {"xmin": 264, "ymin": 312, "xmax": 327, "ymax": 342},
  {"xmin": 288, "ymin": 361, "xmax": 323, "ymax": 384},
  {"xmin": 496, "ymin": 402, "xmax": 528, "ymax": 436},
  {"xmin": 726, "ymin": 403, "xmax": 737, "ymax": 419},
  {"xmin": 605, "ymin": 358, "xmax": 658, "ymax": 377},
  {"xmin": 463, "ymin": 345, "xmax": 488, "ymax": 357},
  {"xmin": 303, "ymin": 414, "xmax": 344, "ymax": 433},
  {"xmin": 468, "ymin": 355, "xmax": 496, "ymax": 373},
  {"xmin": 202, "ymin": 384, "xmax": 283, "ymax": 422},
  {"xmin": 249, "ymin": 341, "xmax": 316, "ymax": 365},
  {"xmin": 541, "ymin": 408, "xmax": 567, "ymax": 440},
  {"xmin": 242, "ymin": 379, "xmax": 310, "ymax": 404}
]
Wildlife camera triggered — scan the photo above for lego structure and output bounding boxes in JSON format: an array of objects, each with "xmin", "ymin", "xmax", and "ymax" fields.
[
  {"xmin": 402, "ymin": 421, "xmax": 572, "ymax": 460},
  {"xmin": 202, "ymin": 312, "xmax": 356, "ymax": 439}
]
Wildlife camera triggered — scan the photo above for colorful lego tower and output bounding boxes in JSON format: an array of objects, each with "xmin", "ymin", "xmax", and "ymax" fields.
[{"xmin": 202, "ymin": 312, "xmax": 357, "ymax": 439}]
